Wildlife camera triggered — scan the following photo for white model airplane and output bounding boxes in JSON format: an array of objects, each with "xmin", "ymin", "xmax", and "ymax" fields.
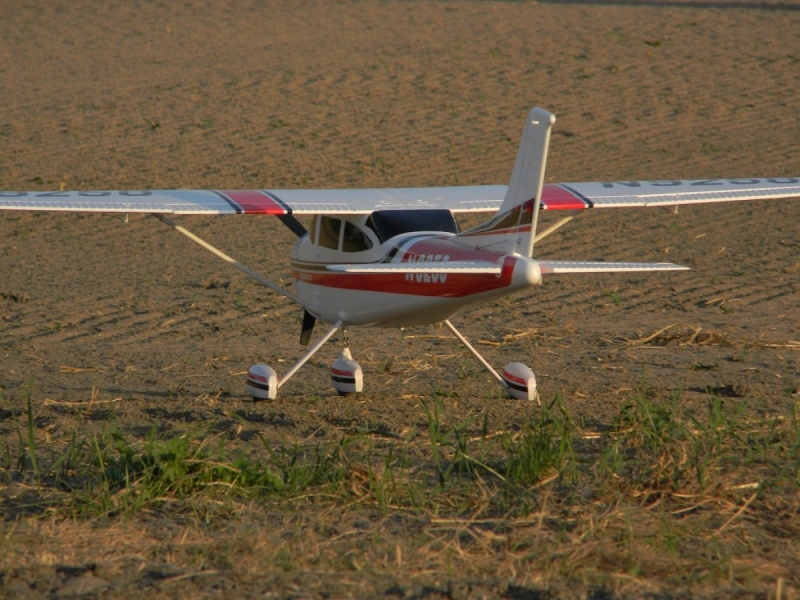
[{"xmin": 2, "ymin": 108, "xmax": 798, "ymax": 401}]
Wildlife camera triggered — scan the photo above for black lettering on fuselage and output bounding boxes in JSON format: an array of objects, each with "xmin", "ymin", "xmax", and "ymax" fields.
[{"xmin": 404, "ymin": 254, "xmax": 450, "ymax": 283}]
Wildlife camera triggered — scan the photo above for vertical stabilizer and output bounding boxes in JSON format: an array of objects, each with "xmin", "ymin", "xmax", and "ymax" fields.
[
  {"xmin": 502, "ymin": 107, "xmax": 555, "ymax": 256},
  {"xmin": 456, "ymin": 107, "xmax": 555, "ymax": 257}
]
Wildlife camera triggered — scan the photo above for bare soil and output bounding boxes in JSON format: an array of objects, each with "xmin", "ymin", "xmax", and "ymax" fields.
[{"xmin": 1, "ymin": 1, "xmax": 799, "ymax": 598}]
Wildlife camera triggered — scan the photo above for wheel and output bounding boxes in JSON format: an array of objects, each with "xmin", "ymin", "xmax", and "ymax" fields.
[
  {"xmin": 331, "ymin": 348, "xmax": 363, "ymax": 396},
  {"xmin": 502, "ymin": 362, "xmax": 536, "ymax": 401},
  {"xmin": 246, "ymin": 364, "xmax": 278, "ymax": 400}
]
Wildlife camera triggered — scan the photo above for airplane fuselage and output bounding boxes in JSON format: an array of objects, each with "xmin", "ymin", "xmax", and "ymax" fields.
[{"xmin": 289, "ymin": 212, "xmax": 541, "ymax": 327}]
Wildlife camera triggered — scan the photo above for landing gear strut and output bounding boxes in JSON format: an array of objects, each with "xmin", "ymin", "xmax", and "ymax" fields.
[
  {"xmin": 248, "ymin": 318, "xmax": 535, "ymax": 402},
  {"xmin": 444, "ymin": 319, "xmax": 538, "ymax": 402}
]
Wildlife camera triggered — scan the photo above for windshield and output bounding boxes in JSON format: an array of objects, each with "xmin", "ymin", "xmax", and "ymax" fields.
[{"xmin": 365, "ymin": 210, "xmax": 458, "ymax": 244}]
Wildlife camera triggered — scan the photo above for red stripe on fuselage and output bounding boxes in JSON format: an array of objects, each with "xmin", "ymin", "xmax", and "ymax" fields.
[
  {"xmin": 292, "ymin": 238, "xmax": 515, "ymax": 298},
  {"xmin": 291, "ymin": 266, "xmax": 515, "ymax": 298},
  {"xmin": 540, "ymin": 184, "xmax": 590, "ymax": 210},
  {"xmin": 216, "ymin": 190, "xmax": 288, "ymax": 214}
]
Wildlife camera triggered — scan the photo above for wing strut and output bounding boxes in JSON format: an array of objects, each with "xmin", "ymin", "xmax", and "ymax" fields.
[
  {"xmin": 533, "ymin": 214, "xmax": 577, "ymax": 245},
  {"xmin": 152, "ymin": 214, "xmax": 301, "ymax": 305},
  {"xmin": 443, "ymin": 319, "xmax": 505, "ymax": 387},
  {"xmin": 277, "ymin": 214, "xmax": 307, "ymax": 238}
]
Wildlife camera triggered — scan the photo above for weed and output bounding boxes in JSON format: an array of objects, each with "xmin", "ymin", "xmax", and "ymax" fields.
[
  {"xmin": 423, "ymin": 399, "xmax": 447, "ymax": 486},
  {"xmin": 431, "ymin": 382, "xmax": 458, "ymax": 398},
  {"xmin": 604, "ymin": 291, "xmax": 622, "ymax": 306},
  {"xmin": 26, "ymin": 396, "xmax": 39, "ymax": 482},
  {"xmin": 687, "ymin": 397, "xmax": 742, "ymax": 488},
  {"xmin": 615, "ymin": 386, "xmax": 686, "ymax": 453},
  {"xmin": 691, "ymin": 362, "xmax": 718, "ymax": 371},
  {"xmin": 504, "ymin": 395, "xmax": 574, "ymax": 486}
]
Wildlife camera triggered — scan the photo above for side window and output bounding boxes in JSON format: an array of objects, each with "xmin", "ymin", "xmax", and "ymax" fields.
[
  {"xmin": 318, "ymin": 216, "xmax": 341, "ymax": 250},
  {"xmin": 342, "ymin": 222, "xmax": 373, "ymax": 253}
]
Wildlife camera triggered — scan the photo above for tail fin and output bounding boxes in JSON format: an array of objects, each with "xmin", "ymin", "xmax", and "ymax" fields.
[{"xmin": 456, "ymin": 107, "xmax": 555, "ymax": 257}]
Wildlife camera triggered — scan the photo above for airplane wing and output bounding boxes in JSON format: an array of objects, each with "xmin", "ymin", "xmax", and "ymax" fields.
[
  {"xmin": 326, "ymin": 260, "xmax": 502, "ymax": 274},
  {"xmin": 1, "ymin": 178, "xmax": 797, "ymax": 216},
  {"xmin": 539, "ymin": 178, "xmax": 800, "ymax": 210},
  {"xmin": 0, "ymin": 186, "xmax": 506, "ymax": 215},
  {"xmin": 537, "ymin": 261, "xmax": 689, "ymax": 274}
]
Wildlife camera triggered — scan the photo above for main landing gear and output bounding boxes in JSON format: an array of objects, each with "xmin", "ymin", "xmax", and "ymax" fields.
[
  {"xmin": 246, "ymin": 318, "xmax": 536, "ymax": 402},
  {"xmin": 151, "ymin": 216, "xmax": 535, "ymax": 402},
  {"xmin": 148, "ymin": 216, "xmax": 535, "ymax": 402}
]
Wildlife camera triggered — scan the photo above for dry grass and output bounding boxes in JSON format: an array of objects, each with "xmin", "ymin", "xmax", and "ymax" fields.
[{"xmin": 626, "ymin": 322, "xmax": 800, "ymax": 350}]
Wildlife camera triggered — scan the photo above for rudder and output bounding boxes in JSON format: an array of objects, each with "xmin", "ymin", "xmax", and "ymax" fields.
[{"xmin": 455, "ymin": 107, "xmax": 555, "ymax": 257}]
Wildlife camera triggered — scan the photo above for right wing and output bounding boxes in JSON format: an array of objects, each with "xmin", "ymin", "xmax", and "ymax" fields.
[{"xmin": 538, "ymin": 179, "xmax": 800, "ymax": 210}]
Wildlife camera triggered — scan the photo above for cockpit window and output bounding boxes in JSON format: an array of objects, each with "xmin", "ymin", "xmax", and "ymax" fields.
[
  {"xmin": 365, "ymin": 210, "xmax": 458, "ymax": 244},
  {"xmin": 342, "ymin": 221, "xmax": 373, "ymax": 252},
  {"xmin": 318, "ymin": 216, "xmax": 341, "ymax": 250}
]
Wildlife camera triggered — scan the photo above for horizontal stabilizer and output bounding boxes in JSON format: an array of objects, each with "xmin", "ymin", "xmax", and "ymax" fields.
[
  {"xmin": 538, "ymin": 260, "xmax": 689, "ymax": 274},
  {"xmin": 327, "ymin": 260, "xmax": 502, "ymax": 274}
]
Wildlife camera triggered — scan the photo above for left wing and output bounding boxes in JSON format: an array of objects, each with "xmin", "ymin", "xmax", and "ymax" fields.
[{"xmin": 0, "ymin": 186, "xmax": 506, "ymax": 215}]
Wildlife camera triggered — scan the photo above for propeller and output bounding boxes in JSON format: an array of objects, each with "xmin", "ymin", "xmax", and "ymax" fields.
[{"xmin": 300, "ymin": 309, "xmax": 316, "ymax": 345}]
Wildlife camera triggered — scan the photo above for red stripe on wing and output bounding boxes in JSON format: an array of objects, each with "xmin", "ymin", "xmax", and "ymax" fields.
[
  {"xmin": 216, "ymin": 190, "xmax": 288, "ymax": 214},
  {"xmin": 540, "ymin": 184, "xmax": 590, "ymax": 210}
]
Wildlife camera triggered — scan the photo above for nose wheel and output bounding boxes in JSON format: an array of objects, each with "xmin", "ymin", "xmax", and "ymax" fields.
[
  {"xmin": 247, "ymin": 320, "xmax": 364, "ymax": 400},
  {"xmin": 330, "ymin": 346, "xmax": 364, "ymax": 396}
]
